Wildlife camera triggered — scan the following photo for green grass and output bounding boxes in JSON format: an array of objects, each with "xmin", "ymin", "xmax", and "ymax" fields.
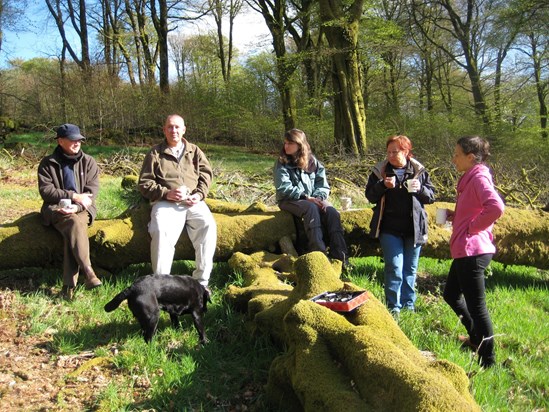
[
  {"xmin": 5, "ymin": 262, "xmax": 282, "ymax": 410},
  {"xmin": 3, "ymin": 257, "xmax": 547, "ymax": 410},
  {"xmin": 204, "ymin": 144, "xmax": 275, "ymax": 174},
  {"xmin": 1, "ymin": 136, "xmax": 548, "ymax": 410},
  {"xmin": 348, "ymin": 257, "xmax": 548, "ymax": 412}
]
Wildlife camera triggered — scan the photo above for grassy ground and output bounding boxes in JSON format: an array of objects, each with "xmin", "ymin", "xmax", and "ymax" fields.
[
  {"xmin": 1, "ymin": 134, "xmax": 548, "ymax": 410},
  {"xmin": 1, "ymin": 257, "xmax": 547, "ymax": 410},
  {"xmin": 349, "ymin": 258, "xmax": 548, "ymax": 411}
]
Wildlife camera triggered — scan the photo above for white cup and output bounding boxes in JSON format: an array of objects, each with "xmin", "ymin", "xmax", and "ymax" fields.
[
  {"xmin": 59, "ymin": 199, "xmax": 72, "ymax": 208},
  {"xmin": 178, "ymin": 185, "xmax": 189, "ymax": 196},
  {"xmin": 340, "ymin": 197, "xmax": 352, "ymax": 211},
  {"xmin": 436, "ymin": 208, "xmax": 448, "ymax": 225},
  {"xmin": 176, "ymin": 185, "xmax": 189, "ymax": 204},
  {"xmin": 404, "ymin": 178, "xmax": 420, "ymax": 193}
]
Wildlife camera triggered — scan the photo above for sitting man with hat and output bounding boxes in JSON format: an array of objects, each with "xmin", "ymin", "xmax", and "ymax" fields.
[{"xmin": 38, "ymin": 123, "xmax": 102, "ymax": 300}]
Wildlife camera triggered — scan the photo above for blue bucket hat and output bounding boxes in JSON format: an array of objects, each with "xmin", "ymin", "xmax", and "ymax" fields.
[{"xmin": 56, "ymin": 124, "xmax": 86, "ymax": 141}]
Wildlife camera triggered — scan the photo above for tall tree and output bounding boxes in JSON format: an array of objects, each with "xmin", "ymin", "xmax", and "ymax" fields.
[
  {"xmin": 150, "ymin": 0, "xmax": 209, "ymax": 94},
  {"xmin": 318, "ymin": 0, "xmax": 366, "ymax": 154},
  {"xmin": 150, "ymin": 0, "xmax": 169, "ymax": 93},
  {"xmin": 45, "ymin": 0, "xmax": 92, "ymax": 77},
  {"xmin": 410, "ymin": 0, "xmax": 494, "ymax": 129},
  {"xmin": 248, "ymin": 0, "xmax": 297, "ymax": 130},
  {"xmin": 285, "ymin": 0, "xmax": 329, "ymax": 118},
  {"xmin": 512, "ymin": 0, "xmax": 548, "ymax": 138},
  {"xmin": 247, "ymin": 0, "xmax": 297, "ymax": 130},
  {"xmin": 96, "ymin": 0, "xmax": 126, "ymax": 79},
  {"xmin": 210, "ymin": 0, "xmax": 243, "ymax": 83},
  {"xmin": 124, "ymin": 0, "xmax": 158, "ymax": 86}
]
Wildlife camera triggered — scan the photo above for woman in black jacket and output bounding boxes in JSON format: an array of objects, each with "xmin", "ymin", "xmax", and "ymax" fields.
[{"xmin": 365, "ymin": 135, "xmax": 435, "ymax": 314}]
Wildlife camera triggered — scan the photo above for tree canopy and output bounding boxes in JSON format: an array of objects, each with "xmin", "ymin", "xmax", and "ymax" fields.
[{"xmin": 0, "ymin": 0, "xmax": 547, "ymax": 152}]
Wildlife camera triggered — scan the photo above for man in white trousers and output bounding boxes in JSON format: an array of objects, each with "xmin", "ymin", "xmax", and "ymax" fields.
[{"xmin": 138, "ymin": 114, "xmax": 217, "ymax": 289}]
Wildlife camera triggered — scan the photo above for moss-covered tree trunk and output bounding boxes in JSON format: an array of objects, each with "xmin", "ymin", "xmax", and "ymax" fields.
[
  {"xmin": 0, "ymin": 201, "xmax": 547, "ymax": 271},
  {"xmin": 319, "ymin": 0, "xmax": 367, "ymax": 155},
  {"xmin": 225, "ymin": 251, "xmax": 481, "ymax": 411}
]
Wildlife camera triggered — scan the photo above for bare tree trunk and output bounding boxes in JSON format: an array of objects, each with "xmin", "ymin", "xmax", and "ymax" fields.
[
  {"xmin": 410, "ymin": 0, "xmax": 492, "ymax": 129},
  {"xmin": 150, "ymin": 0, "xmax": 169, "ymax": 93},
  {"xmin": 249, "ymin": 0, "xmax": 297, "ymax": 130},
  {"xmin": 125, "ymin": 0, "xmax": 158, "ymax": 86},
  {"xmin": 319, "ymin": 0, "xmax": 367, "ymax": 155},
  {"xmin": 45, "ymin": 0, "xmax": 91, "ymax": 77},
  {"xmin": 59, "ymin": 45, "xmax": 68, "ymax": 121},
  {"xmin": 529, "ymin": 33, "xmax": 548, "ymax": 139}
]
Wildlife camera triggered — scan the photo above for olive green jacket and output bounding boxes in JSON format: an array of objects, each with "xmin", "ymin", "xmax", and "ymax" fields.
[{"xmin": 138, "ymin": 139, "xmax": 213, "ymax": 202}]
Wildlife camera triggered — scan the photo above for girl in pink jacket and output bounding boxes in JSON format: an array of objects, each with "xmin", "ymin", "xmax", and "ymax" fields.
[{"xmin": 443, "ymin": 136, "xmax": 504, "ymax": 368}]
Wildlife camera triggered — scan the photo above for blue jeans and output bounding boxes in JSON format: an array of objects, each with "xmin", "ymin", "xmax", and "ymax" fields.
[{"xmin": 379, "ymin": 232, "xmax": 421, "ymax": 312}]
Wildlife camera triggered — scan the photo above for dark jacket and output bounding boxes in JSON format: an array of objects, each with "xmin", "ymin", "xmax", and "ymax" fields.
[
  {"xmin": 365, "ymin": 158, "xmax": 435, "ymax": 245},
  {"xmin": 138, "ymin": 139, "xmax": 213, "ymax": 202},
  {"xmin": 37, "ymin": 147, "xmax": 100, "ymax": 226}
]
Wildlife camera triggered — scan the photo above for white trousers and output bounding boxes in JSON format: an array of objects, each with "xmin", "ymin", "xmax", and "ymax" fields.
[{"xmin": 148, "ymin": 200, "xmax": 217, "ymax": 286}]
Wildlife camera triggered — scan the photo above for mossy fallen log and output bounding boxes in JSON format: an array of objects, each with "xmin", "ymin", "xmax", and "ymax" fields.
[
  {"xmin": 225, "ymin": 251, "xmax": 480, "ymax": 411},
  {"xmin": 0, "ymin": 201, "xmax": 547, "ymax": 271}
]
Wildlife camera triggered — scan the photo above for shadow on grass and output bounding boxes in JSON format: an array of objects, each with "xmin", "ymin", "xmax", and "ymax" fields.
[{"xmin": 350, "ymin": 256, "xmax": 548, "ymax": 297}]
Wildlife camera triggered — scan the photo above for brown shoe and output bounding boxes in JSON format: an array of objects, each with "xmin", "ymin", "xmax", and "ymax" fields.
[
  {"xmin": 61, "ymin": 286, "xmax": 75, "ymax": 301},
  {"xmin": 458, "ymin": 335, "xmax": 479, "ymax": 352},
  {"xmin": 83, "ymin": 266, "xmax": 102, "ymax": 289}
]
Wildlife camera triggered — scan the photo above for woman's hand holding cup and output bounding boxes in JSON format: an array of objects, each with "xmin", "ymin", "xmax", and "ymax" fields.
[
  {"xmin": 404, "ymin": 178, "xmax": 420, "ymax": 193},
  {"xmin": 384, "ymin": 176, "xmax": 396, "ymax": 188}
]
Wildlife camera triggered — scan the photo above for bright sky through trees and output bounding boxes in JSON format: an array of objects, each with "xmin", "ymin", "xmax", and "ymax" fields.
[{"xmin": 1, "ymin": 4, "xmax": 270, "ymax": 68}]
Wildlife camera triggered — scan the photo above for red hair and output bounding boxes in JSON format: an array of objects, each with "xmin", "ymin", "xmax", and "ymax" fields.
[{"xmin": 386, "ymin": 135, "xmax": 414, "ymax": 159}]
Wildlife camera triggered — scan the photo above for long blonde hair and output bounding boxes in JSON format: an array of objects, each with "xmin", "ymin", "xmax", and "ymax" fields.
[{"xmin": 279, "ymin": 128, "xmax": 314, "ymax": 171}]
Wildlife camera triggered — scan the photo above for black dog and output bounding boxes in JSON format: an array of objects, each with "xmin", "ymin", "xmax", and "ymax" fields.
[{"xmin": 104, "ymin": 274, "xmax": 211, "ymax": 343}]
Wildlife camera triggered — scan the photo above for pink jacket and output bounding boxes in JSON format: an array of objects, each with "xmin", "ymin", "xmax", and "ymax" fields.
[{"xmin": 450, "ymin": 163, "xmax": 505, "ymax": 259}]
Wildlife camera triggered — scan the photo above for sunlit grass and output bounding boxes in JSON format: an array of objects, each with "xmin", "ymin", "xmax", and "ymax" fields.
[
  {"xmin": 4, "ymin": 261, "xmax": 281, "ymax": 410},
  {"xmin": 350, "ymin": 256, "xmax": 548, "ymax": 412},
  {"xmin": 4, "ymin": 253, "xmax": 548, "ymax": 411},
  {"xmin": 2, "ymin": 135, "xmax": 547, "ymax": 410}
]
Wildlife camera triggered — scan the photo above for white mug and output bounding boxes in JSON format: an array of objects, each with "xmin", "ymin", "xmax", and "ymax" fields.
[
  {"xmin": 59, "ymin": 198, "xmax": 72, "ymax": 208},
  {"xmin": 178, "ymin": 185, "xmax": 189, "ymax": 197},
  {"xmin": 176, "ymin": 185, "xmax": 189, "ymax": 204},
  {"xmin": 340, "ymin": 197, "xmax": 352, "ymax": 211},
  {"xmin": 436, "ymin": 208, "xmax": 448, "ymax": 225},
  {"xmin": 404, "ymin": 178, "xmax": 420, "ymax": 193}
]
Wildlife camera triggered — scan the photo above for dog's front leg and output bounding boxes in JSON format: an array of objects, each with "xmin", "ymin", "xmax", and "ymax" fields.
[
  {"xmin": 191, "ymin": 311, "xmax": 208, "ymax": 344},
  {"xmin": 169, "ymin": 313, "xmax": 181, "ymax": 329}
]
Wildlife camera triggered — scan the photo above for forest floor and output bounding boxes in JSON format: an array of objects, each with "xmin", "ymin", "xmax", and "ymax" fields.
[{"xmin": 0, "ymin": 284, "xmax": 128, "ymax": 411}]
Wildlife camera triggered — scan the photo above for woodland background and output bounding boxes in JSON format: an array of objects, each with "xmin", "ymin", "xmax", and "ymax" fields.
[{"xmin": 0, "ymin": 0, "xmax": 548, "ymax": 207}]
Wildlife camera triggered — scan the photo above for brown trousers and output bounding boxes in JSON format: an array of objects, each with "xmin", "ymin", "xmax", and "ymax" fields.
[{"xmin": 51, "ymin": 211, "xmax": 92, "ymax": 287}]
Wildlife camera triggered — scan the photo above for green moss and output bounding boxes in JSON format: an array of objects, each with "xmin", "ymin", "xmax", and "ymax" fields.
[
  {"xmin": 2, "ymin": 202, "xmax": 547, "ymax": 271},
  {"xmin": 227, "ymin": 250, "xmax": 480, "ymax": 411},
  {"xmin": 121, "ymin": 175, "xmax": 138, "ymax": 190},
  {"xmin": 206, "ymin": 198, "xmax": 247, "ymax": 213},
  {"xmin": 0, "ymin": 213, "xmax": 63, "ymax": 269},
  {"xmin": 283, "ymin": 301, "xmax": 479, "ymax": 411}
]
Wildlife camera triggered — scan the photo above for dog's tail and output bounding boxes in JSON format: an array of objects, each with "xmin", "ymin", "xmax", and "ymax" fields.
[{"xmin": 104, "ymin": 287, "xmax": 133, "ymax": 312}]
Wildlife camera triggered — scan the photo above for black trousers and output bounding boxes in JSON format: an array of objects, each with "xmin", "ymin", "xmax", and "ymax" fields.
[
  {"xmin": 443, "ymin": 253, "xmax": 495, "ymax": 366},
  {"xmin": 279, "ymin": 199, "xmax": 347, "ymax": 262}
]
